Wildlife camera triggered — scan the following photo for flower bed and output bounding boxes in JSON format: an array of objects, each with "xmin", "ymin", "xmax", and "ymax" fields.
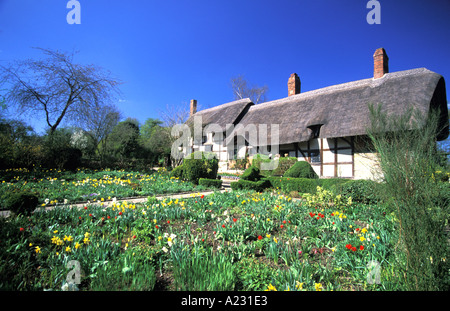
[
  {"xmin": 0, "ymin": 168, "xmax": 203, "ymax": 208},
  {"xmin": 0, "ymin": 184, "xmax": 408, "ymax": 291}
]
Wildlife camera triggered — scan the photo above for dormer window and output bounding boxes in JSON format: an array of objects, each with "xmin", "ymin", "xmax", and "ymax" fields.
[{"xmin": 307, "ymin": 124, "xmax": 322, "ymax": 139}]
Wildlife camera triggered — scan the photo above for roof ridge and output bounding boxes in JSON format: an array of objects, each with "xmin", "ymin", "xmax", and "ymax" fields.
[{"xmin": 249, "ymin": 67, "xmax": 432, "ymax": 111}]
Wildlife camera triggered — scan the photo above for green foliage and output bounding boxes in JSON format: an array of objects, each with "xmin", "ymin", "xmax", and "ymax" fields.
[
  {"xmin": 4, "ymin": 191, "xmax": 39, "ymax": 216},
  {"xmin": 198, "ymin": 178, "xmax": 222, "ymax": 189},
  {"xmin": 318, "ymin": 178, "xmax": 352, "ymax": 192},
  {"xmin": 268, "ymin": 177, "xmax": 320, "ymax": 194},
  {"xmin": 240, "ymin": 165, "xmax": 262, "ymax": 181},
  {"xmin": 182, "ymin": 152, "xmax": 218, "ymax": 184},
  {"xmin": 272, "ymin": 157, "xmax": 297, "ymax": 176},
  {"xmin": 284, "ymin": 161, "xmax": 319, "ymax": 179},
  {"xmin": 170, "ymin": 243, "xmax": 236, "ymax": 291},
  {"xmin": 236, "ymin": 257, "xmax": 276, "ymax": 290},
  {"xmin": 338, "ymin": 179, "xmax": 381, "ymax": 204},
  {"xmin": 251, "ymin": 154, "xmax": 271, "ymax": 170},
  {"xmin": 170, "ymin": 165, "xmax": 184, "ymax": 179},
  {"xmin": 231, "ymin": 178, "xmax": 271, "ymax": 192},
  {"xmin": 367, "ymin": 104, "xmax": 449, "ymax": 291}
]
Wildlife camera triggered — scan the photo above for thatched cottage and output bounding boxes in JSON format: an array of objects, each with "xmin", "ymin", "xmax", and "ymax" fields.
[{"xmin": 184, "ymin": 48, "xmax": 449, "ymax": 179}]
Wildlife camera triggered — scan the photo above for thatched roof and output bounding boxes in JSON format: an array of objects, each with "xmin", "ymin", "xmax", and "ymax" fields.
[
  {"xmin": 189, "ymin": 68, "xmax": 449, "ymax": 146},
  {"xmin": 236, "ymin": 68, "xmax": 448, "ymax": 145},
  {"xmin": 185, "ymin": 98, "xmax": 253, "ymax": 133}
]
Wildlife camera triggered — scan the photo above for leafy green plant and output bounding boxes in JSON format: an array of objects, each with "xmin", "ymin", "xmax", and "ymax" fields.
[
  {"xmin": 240, "ymin": 165, "xmax": 262, "ymax": 181},
  {"xmin": 284, "ymin": 161, "xmax": 318, "ymax": 179},
  {"xmin": 236, "ymin": 257, "xmax": 276, "ymax": 290},
  {"xmin": 170, "ymin": 242, "xmax": 236, "ymax": 291},
  {"xmin": 198, "ymin": 178, "xmax": 222, "ymax": 189},
  {"xmin": 367, "ymin": 104, "xmax": 449, "ymax": 291},
  {"xmin": 5, "ymin": 191, "xmax": 39, "ymax": 216}
]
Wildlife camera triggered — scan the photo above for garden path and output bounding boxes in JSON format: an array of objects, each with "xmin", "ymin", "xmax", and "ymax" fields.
[{"xmin": 0, "ymin": 179, "xmax": 233, "ymax": 218}]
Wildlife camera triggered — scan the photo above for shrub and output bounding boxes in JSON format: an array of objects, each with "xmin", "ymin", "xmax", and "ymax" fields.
[
  {"xmin": 240, "ymin": 166, "xmax": 262, "ymax": 181},
  {"xmin": 271, "ymin": 157, "xmax": 297, "ymax": 176},
  {"xmin": 230, "ymin": 179, "xmax": 271, "ymax": 192},
  {"xmin": 182, "ymin": 152, "xmax": 219, "ymax": 184},
  {"xmin": 199, "ymin": 178, "xmax": 223, "ymax": 189},
  {"xmin": 170, "ymin": 165, "xmax": 184, "ymax": 179},
  {"xmin": 268, "ymin": 177, "xmax": 320, "ymax": 194},
  {"xmin": 284, "ymin": 161, "xmax": 318, "ymax": 179},
  {"xmin": 5, "ymin": 191, "xmax": 39, "ymax": 216},
  {"xmin": 338, "ymin": 179, "xmax": 381, "ymax": 204},
  {"xmin": 319, "ymin": 178, "xmax": 351, "ymax": 193},
  {"xmin": 251, "ymin": 154, "xmax": 271, "ymax": 171}
]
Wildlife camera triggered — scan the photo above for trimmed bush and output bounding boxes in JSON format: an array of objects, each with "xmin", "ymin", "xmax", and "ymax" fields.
[
  {"xmin": 268, "ymin": 177, "xmax": 320, "ymax": 194},
  {"xmin": 284, "ymin": 161, "xmax": 318, "ymax": 179},
  {"xmin": 5, "ymin": 191, "xmax": 39, "ymax": 216},
  {"xmin": 240, "ymin": 166, "xmax": 262, "ymax": 181},
  {"xmin": 271, "ymin": 157, "xmax": 297, "ymax": 176},
  {"xmin": 319, "ymin": 178, "xmax": 352, "ymax": 193},
  {"xmin": 251, "ymin": 154, "xmax": 271, "ymax": 171},
  {"xmin": 182, "ymin": 152, "xmax": 219, "ymax": 184},
  {"xmin": 199, "ymin": 178, "xmax": 223, "ymax": 189},
  {"xmin": 231, "ymin": 178, "xmax": 271, "ymax": 192}
]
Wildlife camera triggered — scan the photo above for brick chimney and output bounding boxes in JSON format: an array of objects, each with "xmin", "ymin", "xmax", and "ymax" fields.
[
  {"xmin": 288, "ymin": 73, "xmax": 301, "ymax": 96},
  {"xmin": 373, "ymin": 48, "xmax": 389, "ymax": 79},
  {"xmin": 190, "ymin": 99, "xmax": 197, "ymax": 116}
]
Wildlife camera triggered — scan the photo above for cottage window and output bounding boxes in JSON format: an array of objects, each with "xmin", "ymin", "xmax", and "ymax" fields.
[{"xmin": 310, "ymin": 151, "xmax": 321, "ymax": 163}]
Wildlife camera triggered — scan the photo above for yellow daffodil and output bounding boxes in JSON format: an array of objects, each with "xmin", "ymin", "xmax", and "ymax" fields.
[
  {"xmin": 75, "ymin": 242, "xmax": 81, "ymax": 249},
  {"xmin": 35, "ymin": 246, "xmax": 41, "ymax": 254},
  {"xmin": 315, "ymin": 283, "xmax": 323, "ymax": 291}
]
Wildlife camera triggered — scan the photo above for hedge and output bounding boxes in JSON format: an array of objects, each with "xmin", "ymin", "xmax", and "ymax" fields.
[
  {"xmin": 338, "ymin": 179, "xmax": 382, "ymax": 204},
  {"xmin": 198, "ymin": 178, "xmax": 223, "ymax": 189},
  {"xmin": 230, "ymin": 178, "xmax": 271, "ymax": 192},
  {"xmin": 268, "ymin": 177, "xmax": 320, "ymax": 194}
]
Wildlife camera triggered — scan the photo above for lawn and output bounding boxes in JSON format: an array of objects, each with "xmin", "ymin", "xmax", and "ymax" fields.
[{"xmin": 0, "ymin": 171, "xmax": 406, "ymax": 291}]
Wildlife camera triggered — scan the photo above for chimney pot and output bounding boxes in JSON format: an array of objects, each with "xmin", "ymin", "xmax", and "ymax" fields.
[
  {"xmin": 373, "ymin": 48, "xmax": 389, "ymax": 79},
  {"xmin": 190, "ymin": 99, "xmax": 197, "ymax": 116},
  {"xmin": 288, "ymin": 73, "xmax": 301, "ymax": 96}
]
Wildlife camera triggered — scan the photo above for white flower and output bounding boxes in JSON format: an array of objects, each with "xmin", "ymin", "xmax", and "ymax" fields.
[
  {"xmin": 162, "ymin": 247, "xmax": 168, "ymax": 253},
  {"xmin": 45, "ymin": 198, "xmax": 50, "ymax": 204}
]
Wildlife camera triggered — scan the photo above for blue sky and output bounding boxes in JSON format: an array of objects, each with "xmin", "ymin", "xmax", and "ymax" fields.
[{"xmin": 1, "ymin": 0, "xmax": 450, "ymax": 137}]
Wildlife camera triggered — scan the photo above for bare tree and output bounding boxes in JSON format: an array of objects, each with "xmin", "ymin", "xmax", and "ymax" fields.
[
  {"xmin": 230, "ymin": 75, "xmax": 268, "ymax": 104},
  {"xmin": 0, "ymin": 48, "xmax": 122, "ymax": 135},
  {"xmin": 79, "ymin": 103, "xmax": 122, "ymax": 159}
]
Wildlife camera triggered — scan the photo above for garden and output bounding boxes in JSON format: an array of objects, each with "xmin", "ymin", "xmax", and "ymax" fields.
[{"xmin": 1, "ymin": 157, "xmax": 448, "ymax": 291}]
